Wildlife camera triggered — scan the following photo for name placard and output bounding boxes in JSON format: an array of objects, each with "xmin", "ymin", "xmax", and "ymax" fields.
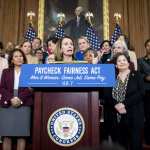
[{"xmin": 19, "ymin": 64, "xmax": 115, "ymax": 87}]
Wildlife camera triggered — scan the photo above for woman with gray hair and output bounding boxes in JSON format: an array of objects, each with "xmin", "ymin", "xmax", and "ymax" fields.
[{"xmin": 112, "ymin": 36, "xmax": 137, "ymax": 70}]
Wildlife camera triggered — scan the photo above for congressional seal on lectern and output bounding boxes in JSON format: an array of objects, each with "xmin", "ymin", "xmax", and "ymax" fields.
[{"xmin": 47, "ymin": 107, "xmax": 85, "ymax": 147}]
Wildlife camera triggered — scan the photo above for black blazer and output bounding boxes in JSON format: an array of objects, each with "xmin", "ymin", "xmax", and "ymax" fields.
[
  {"xmin": 103, "ymin": 71, "xmax": 145, "ymax": 128},
  {"xmin": 63, "ymin": 15, "xmax": 89, "ymax": 39}
]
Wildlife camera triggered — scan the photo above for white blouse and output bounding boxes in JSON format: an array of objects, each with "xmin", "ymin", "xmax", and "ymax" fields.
[
  {"xmin": 14, "ymin": 70, "xmax": 21, "ymax": 90},
  {"xmin": 0, "ymin": 57, "xmax": 8, "ymax": 81}
]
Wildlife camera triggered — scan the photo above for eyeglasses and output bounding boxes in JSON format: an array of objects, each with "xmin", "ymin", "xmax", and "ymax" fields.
[{"xmin": 36, "ymin": 52, "xmax": 43, "ymax": 54}]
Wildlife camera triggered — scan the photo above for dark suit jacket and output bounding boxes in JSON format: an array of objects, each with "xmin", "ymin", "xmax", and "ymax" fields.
[
  {"xmin": 138, "ymin": 56, "xmax": 150, "ymax": 90},
  {"xmin": 0, "ymin": 68, "xmax": 33, "ymax": 107},
  {"xmin": 103, "ymin": 71, "xmax": 145, "ymax": 129},
  {"xmin": 64, "ymin": 15, "xmax": 89, "ymax": 39}
]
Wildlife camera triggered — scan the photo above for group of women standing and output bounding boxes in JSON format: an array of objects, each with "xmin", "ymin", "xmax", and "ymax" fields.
[
  {"xmin": 0, "ymin": 49, "xmax": 33, "ymax": 150},
  {"xmin": 0, "ymin": 35, "xmax": 147, "ymax": 150},
  {"xmin": 101, "ymin": 52, "xmax": 144, "ymax": 150}
]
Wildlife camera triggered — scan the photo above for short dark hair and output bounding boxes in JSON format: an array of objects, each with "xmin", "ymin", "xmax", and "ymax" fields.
[
  {"xmin": 100, "ymin": 40, "xmax": 111, "ymax": 49},
  {"xmin": 84, "ymin": 47, "xmax": 98, "ymax": 57},
  {"xmin": 112, "ymin": 52, "xmax": 130, "ymax": 65},
  {"xmin": 46, "ymin": 36, "xmax": 59, "ymax": 47},
  {"xmin": 144, "ymin": 38, "xmax": 150, "ymax": 48},
  {"xmin": 8, "ymin": 49, "xmax": 27, "ymax": 68},
  {"xmin": 112, "ymin": 52, "xmax": 135, "ymax": 72},
  {"xmin": 35, "ymin": 49, "xmax": 43, "ymax": 54}
]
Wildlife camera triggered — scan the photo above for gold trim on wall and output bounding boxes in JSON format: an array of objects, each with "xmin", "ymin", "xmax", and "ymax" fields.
[
  {"xmin": 38, "ymin": 0, "xmax": 45, "ymax": 41},
  {"xmin": 103, "ymin": 0, "xmax": 109, "ymax": 40},
  {"xmin": 38, "ymin": 0, "xmax": 109, "ymax": 41}
]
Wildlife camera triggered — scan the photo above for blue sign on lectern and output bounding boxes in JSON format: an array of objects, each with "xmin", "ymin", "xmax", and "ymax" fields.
[{"xmin": 19, "ymin": 64, "xmax": 115, "ymax": 87}]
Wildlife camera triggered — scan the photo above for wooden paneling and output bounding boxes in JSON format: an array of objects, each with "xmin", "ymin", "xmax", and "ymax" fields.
[
  {"xmin": 33, "ymin": 90, "xmax": 99, "ymax": 150},
  {"xmin": 0, "ymin": 0, "xmax": 20, "ymax": 45},
  {"xmin": 127, "ymin": 0, "xmax": 149, "ymax": 57},
  {"xmin": 0, "ymin": 0, "xmax": 4, "ymax": 40},
  {"xmin": 148, "ymin": 0, "xmax": 150, "ymax": 36},
  {"xmin": 109, "ymin": 0, "xmax": 129, "ymax": 36},
  {"xmin": 0, "ymin": 0, "xmax": 38, "ymax": 46},
  {"xmin": 20, "ymin": 0, "xmax": 39, "ymax": 43},
  {"xmin": 109, "ymin": 0, "xmax": 150, "ymax": 57}
]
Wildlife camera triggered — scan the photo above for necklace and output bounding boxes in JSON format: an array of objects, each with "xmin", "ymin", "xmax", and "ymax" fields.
[{"xmin": 118, "ymin": 70, "xmax": 130, "ymax": 82}]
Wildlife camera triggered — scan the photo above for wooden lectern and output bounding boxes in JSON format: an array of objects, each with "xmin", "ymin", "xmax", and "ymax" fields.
[
  {"xmin": 19, "ymin": 63, "xmax": 115, "ymax": 150},
  {"xmin": 32, "ymin": 88, "xmax": 100, "ymax": 150}
]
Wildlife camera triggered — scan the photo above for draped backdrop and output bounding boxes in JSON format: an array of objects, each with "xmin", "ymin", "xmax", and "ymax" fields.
[{"xmin": 0, "ymin": 0, "xmax": 150, "ymax": 57}]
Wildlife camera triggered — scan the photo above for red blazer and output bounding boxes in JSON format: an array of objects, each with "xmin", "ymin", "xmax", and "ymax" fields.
[{"xmin": 0, "ymin": 68, "xmax": 33, "ymax": 107}]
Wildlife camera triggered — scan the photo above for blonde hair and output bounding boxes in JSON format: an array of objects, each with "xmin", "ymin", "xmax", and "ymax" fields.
[
  {"xmin": 113, "ymin": 36, "xmax": 128, "ymax": 51},
  {"xmin": 78, "ymin": 36, "xmax": 90, "ymax": 44},
  {"xmin": 54, "ymin": 39, "xmax": 62, "ymax": 61},
  {"xmin": 54, "ymin": 36, "xmax": 75, "ymax": 61}
]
